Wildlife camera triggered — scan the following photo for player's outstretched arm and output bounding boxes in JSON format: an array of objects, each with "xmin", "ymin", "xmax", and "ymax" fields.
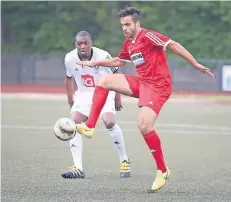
[
  {"xmin": 166, "ymin": 41, "xmax": 214, "ymax": 78},
  {"xmin": 76, "ymin": 57, "xmax": 125, "ymax": 68},
  {"xmin": 65, "ymin": 76, "xmax": 74, "ymax": 107}
]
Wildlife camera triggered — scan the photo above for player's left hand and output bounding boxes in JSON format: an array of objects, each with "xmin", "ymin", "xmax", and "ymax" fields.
[
  {"xmin": 76, "ymin": 61, "xmax": 96, "ymax": 67},
  {"xmin": 115, "ymin": 99, "xmax": 123, "ymax": 111},
  {"xmin": 115, "ymin": 104, "xmax": 123, "ymax": 111},
  {"xmin": 115, "ymin": 93, "xmax": 123, "ymax": 111},
  {"xmin": 195, "ymin": 63, "xmax": 215, "ymax": 78}
]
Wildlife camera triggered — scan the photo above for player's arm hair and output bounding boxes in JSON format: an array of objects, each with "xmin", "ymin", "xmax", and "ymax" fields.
[
  {"xmin": 166, "ymin": 40, "xmax": 198, "ymax": 67},
  {"xmin": 93, "ymin": 57, "xmax": 126, "ymax": 67}
]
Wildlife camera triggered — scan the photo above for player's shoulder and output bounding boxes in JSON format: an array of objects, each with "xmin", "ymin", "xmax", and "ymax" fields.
[
  {"xmin": 92, "ymin": 46, "xmax": 111, "ymax": 59},
  {"xmin": 142, "ymin": 28, "xmax": 159, "ymax": 34},
  {"xmin": 142, "ymin": 28, "xmax": 168, "ymax": 39},
  {"xmin": 141, "ymin": 28, "xmax": 158, "ymax": 37},
  {"xmin": 65, "ymin": 48, "xmax": 77, "ymax": 60}
]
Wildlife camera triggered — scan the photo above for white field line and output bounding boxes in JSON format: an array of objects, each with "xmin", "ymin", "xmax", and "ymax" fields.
[
  {"xmin": 1, "ymin": 124, "xmax": 231, "ymax": 136},
  {"xmin": 117, "ymin": 121, "xmax": 231, "ymax": 131},
  {"xmin": 2, "ymin": 121, "xmax": 231, "ymax": 131},
  {"xmin": 1, "ymin": 93, "xmax": 212, "ymax": 103}
]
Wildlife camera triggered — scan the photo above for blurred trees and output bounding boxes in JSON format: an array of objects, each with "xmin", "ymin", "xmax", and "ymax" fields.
[{"xmin": 2, "ymin": 1, "xmax": 231, "ymax": 58}]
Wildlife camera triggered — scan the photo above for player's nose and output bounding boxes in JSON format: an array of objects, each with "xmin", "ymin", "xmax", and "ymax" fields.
[{"xmin": 80, "ymin": 44, "xmax": 87, "ymax": 49}]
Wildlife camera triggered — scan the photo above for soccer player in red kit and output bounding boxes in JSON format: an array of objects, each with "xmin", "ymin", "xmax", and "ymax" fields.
[{"xmin": 75, "ymin": 7, "xmax": 214, "ymax": 191}]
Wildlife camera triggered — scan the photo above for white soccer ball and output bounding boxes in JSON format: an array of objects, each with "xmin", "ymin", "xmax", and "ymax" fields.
[{"xmin": 53, "ymin": 118, "xmax": 76, "ymax": 141}]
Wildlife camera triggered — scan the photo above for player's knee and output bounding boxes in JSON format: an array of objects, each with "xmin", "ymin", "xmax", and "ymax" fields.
[
  {"xmin": 71, "ymin": 112, "xmax": 87, "ymax": 124},
  {"xmin": 138, "ymin": 123, "xmax": 153, "ymax": 135},
  {"xmin": 103, "ymin": 119, "xmax": 115, "ymax": 129},
  {"xmin": 98, "ymin": 75, "xmax": 112, "ymax": 88},
  {"xmin": 71, "ymin": 114, "xmax": 79, "ymax": 124}
]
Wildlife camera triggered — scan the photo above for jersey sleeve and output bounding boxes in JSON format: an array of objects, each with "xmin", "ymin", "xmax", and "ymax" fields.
[
  {"xmin": 105, "ymin": 52, "xmax": 119, "ymax": 73},
  {"xmin": 117, "ymin": 40, "xmax": 132, "ymax": 63},
  {"xmin": 145, "ymin": 31, "xmax": 172, "ymax": 51},
  {"xmin": 64, "ymin": 54, "xmax": 73, "ymax": 78}
]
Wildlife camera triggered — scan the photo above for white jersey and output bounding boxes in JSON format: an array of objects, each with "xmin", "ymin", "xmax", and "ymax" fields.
[{"xmin": 64, "ymin": 46, "xmax": 118, "ymax": 105}]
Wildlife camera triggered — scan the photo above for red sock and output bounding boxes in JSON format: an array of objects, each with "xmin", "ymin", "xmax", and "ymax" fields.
[
  {"xmin": 143, "ymin": 130, "xmax": 167, "ymax": 172},
  {"xmin": 86, "ymin": 86, "xmax": 109, "ymax": 128}
]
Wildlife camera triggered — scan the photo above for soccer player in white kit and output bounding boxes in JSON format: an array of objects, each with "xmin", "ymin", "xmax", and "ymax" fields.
[{"xmin": 62, "ymin": 31, "xmax": 131, "ymax": 178}]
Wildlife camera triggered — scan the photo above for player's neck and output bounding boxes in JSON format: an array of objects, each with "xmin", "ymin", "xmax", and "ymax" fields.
[
  {"xmin": 132, "ymin": 28, "xmax": 142, "ymax": 41},
  {"xmin": 78, "ymin": 48, "xmax": 93, "ymax": 61}
]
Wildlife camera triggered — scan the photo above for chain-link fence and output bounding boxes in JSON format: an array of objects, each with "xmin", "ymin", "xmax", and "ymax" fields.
[{"xmin": 1, "ymin": 54, "xmax": 231, "ymax": 92}]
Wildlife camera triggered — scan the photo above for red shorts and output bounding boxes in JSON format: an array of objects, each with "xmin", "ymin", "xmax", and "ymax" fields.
[{"xmin": 125, "ymin": 75, "xmax": 172, "ymax": 115}]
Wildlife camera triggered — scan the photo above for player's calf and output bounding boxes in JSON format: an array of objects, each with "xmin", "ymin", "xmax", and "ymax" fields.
[
  {"xmin": 102, "ymin": 113, "xmax": 131, "ymax": 178},
  {"xmin": 138, "ymin": 107, "xmax": 168, "ymax": 174},
  {"xmin": 97, "ymin": 74, "xmax": 111, "ymax": 88}
]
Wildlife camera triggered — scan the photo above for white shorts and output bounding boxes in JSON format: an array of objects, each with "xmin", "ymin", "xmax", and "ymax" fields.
[{"xmin": 70, "ymin": 90, "xmax": 116, "ymax": 118}]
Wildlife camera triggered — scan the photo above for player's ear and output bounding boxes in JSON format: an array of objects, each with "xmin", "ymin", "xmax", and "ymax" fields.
[{"xmin": 136, "ymin": 20, "xmax": 140, "ymax": 27}]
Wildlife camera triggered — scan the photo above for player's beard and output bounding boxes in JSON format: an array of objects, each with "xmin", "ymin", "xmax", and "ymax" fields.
[
  {"xmin": 125, "ymin": 30, "xmax": 135, "ymax": 39},
  {"xmin": 129, "ymin": 25, "xmax": 138, "ymax": 40},
  {"xmin": 133, "ymin": 26, "xmax": 140, "ymax": 39}
]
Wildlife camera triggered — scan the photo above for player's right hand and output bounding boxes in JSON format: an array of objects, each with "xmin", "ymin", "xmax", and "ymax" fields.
[
  {"xmin": 76, "ymin": 61, "xmax": 96, "ymax": 67},
  {"xmin": 195, "ymin": 63, "xmax": 215, "ymax": 78},
  {"xmin": 68, "ymin": 99, "xmax": 74, "ymax": 107}
]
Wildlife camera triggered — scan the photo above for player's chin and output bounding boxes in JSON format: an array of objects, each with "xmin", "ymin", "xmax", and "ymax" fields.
[
  {"xmin": 124, "ymin": 33, "xmax": 131, "ymax": 38},
  {"xmin": 80, "ymin": 54, "xmax": 90, "ymax": 59},
  {"xmin": 80, "ymin": 53, "xmax": 87, "ymax": 58},
  {"xmin": 125, "ymin": 35, "xmax": 132, "ymax": 39}
]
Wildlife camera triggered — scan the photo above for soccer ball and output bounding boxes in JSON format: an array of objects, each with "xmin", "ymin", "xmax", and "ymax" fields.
[{"xmin": 53, "ymin": 118, "xmax": 76, "ymax": 141}]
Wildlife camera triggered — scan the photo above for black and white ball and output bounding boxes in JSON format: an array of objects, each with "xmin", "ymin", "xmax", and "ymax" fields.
[{"xmin": 53, "ymin": 118, "xmax": 76, "ymax": 141}]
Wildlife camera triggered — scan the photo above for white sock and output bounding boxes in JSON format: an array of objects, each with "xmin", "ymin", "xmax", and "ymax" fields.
[
  {"xmin": 107, "ymin": 124, "xmax": 128, "ymax": 163},
  {"xmin": 69, "ymin": 131, "xmax": 83, "ymax": 171}
]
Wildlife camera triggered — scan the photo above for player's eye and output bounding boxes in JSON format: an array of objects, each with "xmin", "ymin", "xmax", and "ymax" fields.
[{"xmin": 124, "ymin": 23, "xmax": 130, "ymax": 27}]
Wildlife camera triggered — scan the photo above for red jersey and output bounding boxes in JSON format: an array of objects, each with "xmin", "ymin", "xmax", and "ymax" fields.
[{"xmin": 118, "ymin": 28, "xmax": 172, "ymax": 89}]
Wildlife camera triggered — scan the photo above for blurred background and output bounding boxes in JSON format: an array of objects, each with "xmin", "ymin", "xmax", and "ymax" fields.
[
  {"xmin": 1, "ymin": 3, "xmax": 231, "ymax": 201},
  {"xmin": 1, "ymin": 1, "xmax": 231, "ymax": 92}
]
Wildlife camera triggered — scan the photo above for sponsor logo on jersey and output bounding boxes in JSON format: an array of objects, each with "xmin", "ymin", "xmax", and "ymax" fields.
[
  {"xmin": 130, "ymin": 52, "xmax": 145, "ymax": 65},
  {"xmin": 81, "ymin": 74, "xmax": 95, "ymax": 87}
]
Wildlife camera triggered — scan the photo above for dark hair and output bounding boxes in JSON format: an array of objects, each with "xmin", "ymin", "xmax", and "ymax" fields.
[
  {"xmin": 118, "ymin": 7, "xmax": 141, "ymax": 22},
  {"xmin": 76, "ymin": 31, "xmax": 92, "ymax": 40}
]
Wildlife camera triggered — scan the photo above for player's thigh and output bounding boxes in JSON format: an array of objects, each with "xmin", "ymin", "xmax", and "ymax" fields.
[
  {"xmin": 71, "ymin": 111, "xmax": 88, "ymax": 124},
  {"xmin": 98, "ymin": 73, "xmax": 139, "ymax": 97},
  {"xmin": 138, "ymin": 86, "xmax": 170, "ymax": 135},
  {"xmin": 71, "ymin": 102, "xmax": 89, "ymax": 123},
  {"xmin": 138, "ymin": 85, "xmax": 170, "ymax": 116},
  {"xmin": 138, "ymin": 106, "xmax": 157, "ymax": 135}
]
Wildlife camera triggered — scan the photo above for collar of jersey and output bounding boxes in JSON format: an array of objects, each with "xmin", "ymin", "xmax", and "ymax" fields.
[{"xmin": 132, "ymin": 28, "xmax": 143, "ymax": 44}]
